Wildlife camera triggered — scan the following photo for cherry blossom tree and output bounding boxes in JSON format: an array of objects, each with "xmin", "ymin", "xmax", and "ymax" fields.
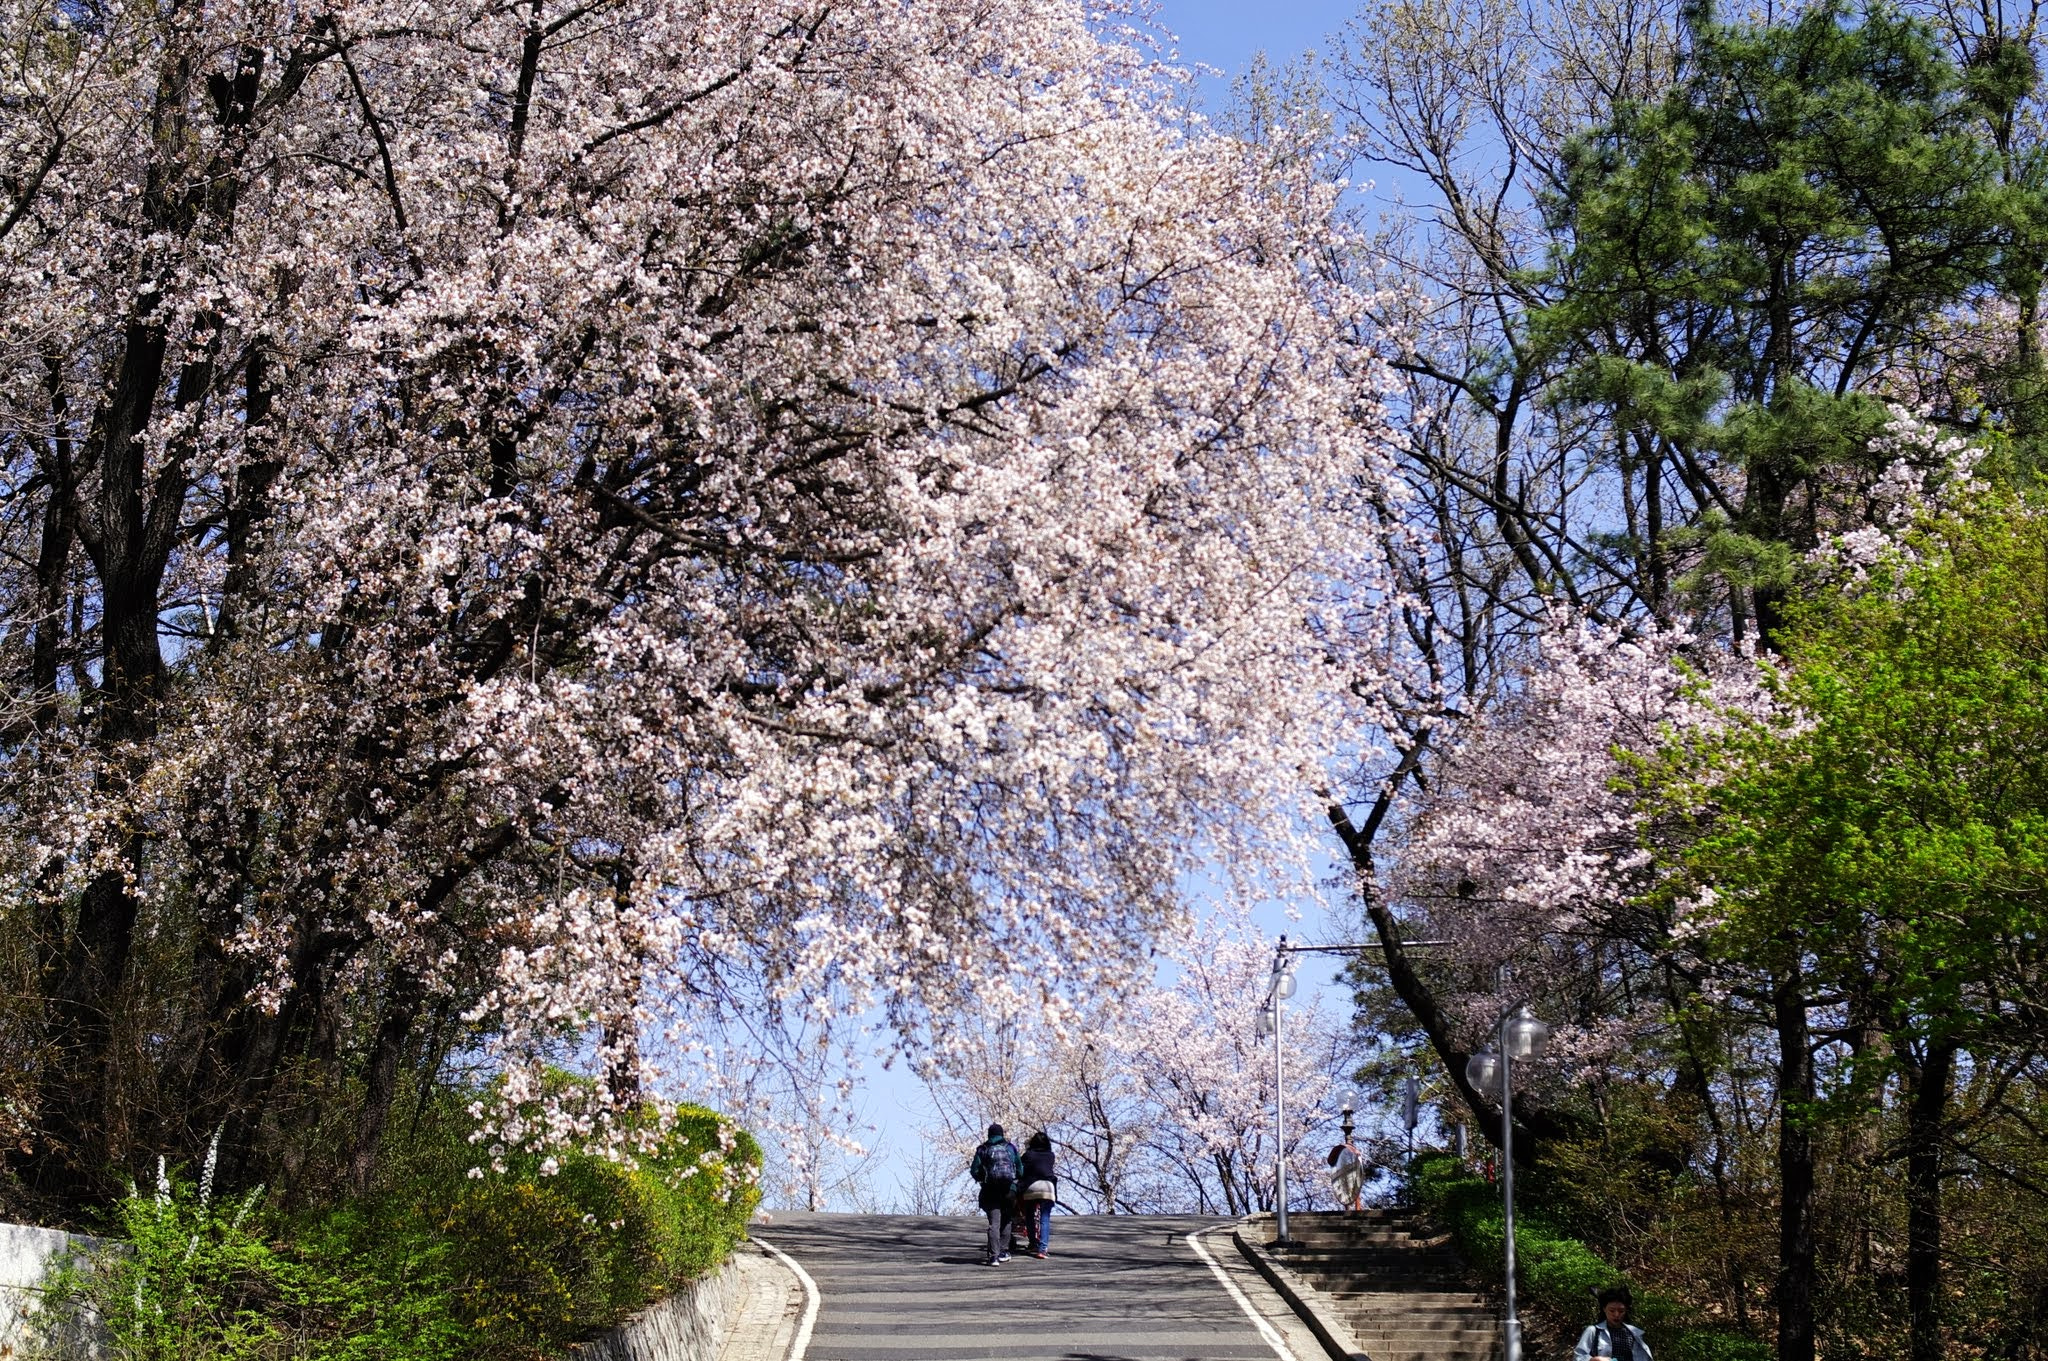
[
  {"xmin": 912, "ymin": 904, "xmax": 1356, "ymax": 1215},
  {"xmin": 1131, "ymin": 906, "xmax": 1354, "ymax": 1215},
  {"xmin": 0, "ymin": 0, "xmax": 1407, "ymax": 1210}
]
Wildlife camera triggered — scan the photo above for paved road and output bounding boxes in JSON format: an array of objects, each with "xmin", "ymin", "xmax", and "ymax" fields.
[{"xmin": 757, "ymin": 1213, "xmax": 1284, "ymax": 1361}]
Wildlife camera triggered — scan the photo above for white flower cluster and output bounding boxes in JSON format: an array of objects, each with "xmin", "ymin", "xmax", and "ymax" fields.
[{"xmin": 1811, "ymin": 406, "xmax": 1990, "ymax": 585}]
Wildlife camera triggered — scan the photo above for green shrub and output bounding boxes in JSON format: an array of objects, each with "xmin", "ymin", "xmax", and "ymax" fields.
[
  {"xmin": 282, "ymin": 1199, "xmax": 472, "ymax": 1361},
  {"xmin": 55, "ymin": 1161, "xmax": 303, "ymax": 1361},
  {"xmin": 49, "ymin": 1098, "xmax": 760, "ymax": 1361},
  {"xmin": 1410, "ymin": 1153, "xmax": 1770, "ymax": 1361}
]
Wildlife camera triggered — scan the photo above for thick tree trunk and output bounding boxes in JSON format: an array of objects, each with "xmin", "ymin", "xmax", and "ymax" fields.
[
  {"xmin": 214, "ymin": 342, "xmax": 279, "ymax": 643},
  {"xmin": 349, "ymin": 986, "xmax": 420, "ymax": 1196},
  {"xmin": 27, "ymin": 862, "xmax": 142, "ymax": 1208},
  {"xmin": 25, "ymin": 363, "xmax": 75, "ymax": 734},
  {"xmin": 1643, "ymin": 433, "xmax": 1667, "ymax": 618},
  {"xmin": 26, "ymin": 297, "xmax": 181, "ymax": 1209},
  {"xmin": 1774, "ymin": 976, "xmax": 1818, "ymax": 1361},
  {"xmin": 1902, "ymin": 1038, "xmax": 1956, "ymax": 1361}
]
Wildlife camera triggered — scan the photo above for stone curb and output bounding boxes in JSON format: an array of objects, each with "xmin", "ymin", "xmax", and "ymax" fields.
[
  {"xmin": 716, "ymin": 1241, "xmax": 807, "ymax": 1361},
  {"xmin": 1232, "ymin": 1222, "xmax": 1371, "ymax": 1361}
]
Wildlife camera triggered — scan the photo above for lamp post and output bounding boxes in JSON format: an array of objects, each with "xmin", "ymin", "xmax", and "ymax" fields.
[
  {"xmin": 1261, "ymin": 937, "xmax": 1300, "ymax": 1244},
  {"xmin": 1465, "ymin": 996, "xmax": 1551, "ymax": 1361},
  {"xmin": 1256, "ymin": 938, "xmax": 1445, "ymax": 1243}
]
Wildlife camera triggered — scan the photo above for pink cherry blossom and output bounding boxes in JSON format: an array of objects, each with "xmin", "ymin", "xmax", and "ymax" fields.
[{"xmin": 0, "ymin": 0, "xmax": 1408, "ymax": 1166}]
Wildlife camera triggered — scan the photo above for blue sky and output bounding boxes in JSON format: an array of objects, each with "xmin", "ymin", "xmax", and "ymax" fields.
[{"xmin": 1155, "ymin": 0, "xmax": 1350, "ymax": 76}]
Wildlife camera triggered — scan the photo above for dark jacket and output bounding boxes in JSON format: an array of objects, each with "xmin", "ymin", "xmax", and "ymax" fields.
[
  {"xmin": 969, "ymin": 1138, "xmax": 1019, "ymax": 1210},
  {"xmin": 1018, "ymin": 1148, "xmax": 1057, "ymax": 1195}
]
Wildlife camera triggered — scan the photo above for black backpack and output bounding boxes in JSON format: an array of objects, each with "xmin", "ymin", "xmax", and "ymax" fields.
[{"xmin": 979, "ymin": 1138, "xmax": 1018, "ymax": 1183}]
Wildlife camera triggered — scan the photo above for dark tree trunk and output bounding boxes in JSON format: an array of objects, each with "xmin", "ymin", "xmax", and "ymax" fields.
[
  {"xmin": 349, "ymin": 986, "xmax": 419, "ymax": 1195},
  {"xmin": 27, "ymin": 862, "xmax": 143, "ymax": 1207},
  {"xmin": 214, "ymin": 341, "xmax": 279, "ymax": 643},
  {"xmin": 25, "ymin": 359, "xmax": 75, "ymax": 734},
  {"xmin": 27, "ymin": 288, "xmax": 183, "ymax": 1209},
  {"xmin": 1643, "ymin": 433, "xmax": 1667, "ymax": 618},
  {"xmin": 1329, "ymin": 798, "xmax": 1580, "ymax": 1159},
  {"xmin": 1902, "ymin": 1037, "xmax": 1957, "ymax": 1361},
  {"xmin": 1774, "ymin": 975, "xmax": 1818, "ymax": 1361}
]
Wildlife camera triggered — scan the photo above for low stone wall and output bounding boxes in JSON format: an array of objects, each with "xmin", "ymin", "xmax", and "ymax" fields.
[
  {"xmin": 0, "ymin": 1222, "xmax": 112, "ymax": 1361},
  {"xmin": 568, "ymin": 1253, "xmax": 745, "ymax": 1361}
]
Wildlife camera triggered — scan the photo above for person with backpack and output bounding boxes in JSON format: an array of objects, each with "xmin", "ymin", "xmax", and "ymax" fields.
[
  {"xmin": 1575, "ymin": 1286, "xmax": 1652, "ymax": 1360},
  {"xmin": 968, "ymin": 1122, "xmax": 1021, "ymax": 1265},
  {"xmin": 1016, "ymin": 1130, "xmax": 1058, "ymax": 1258}
]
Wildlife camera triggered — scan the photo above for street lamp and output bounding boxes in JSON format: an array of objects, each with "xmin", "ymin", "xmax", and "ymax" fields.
[
  {"xmin": 1264, "ymin": 939, "xmax": 1300, "ymax": 1243},
  {"xmin": 1255, "ymin": 938, "xmax": 1451, "ymax": 1245},
  {"xmin": 1465, "ymin": 999, "xmax": 1551, "ymax": 1361}
]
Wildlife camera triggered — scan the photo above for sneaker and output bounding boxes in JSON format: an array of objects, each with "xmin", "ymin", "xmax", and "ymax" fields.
[
  {"xmin": 996, "ymin": 1252, "xmax": 1011, "ymax": 1263},
  {"xmin": 983, "ymin": 1256, "xmax": 998, "ymax": 1267},
  {"xmin": 1032, "ymin": 1250, "xmax": 1047, "ymax": 1259}
]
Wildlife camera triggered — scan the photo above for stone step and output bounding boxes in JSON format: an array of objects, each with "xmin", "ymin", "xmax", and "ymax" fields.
[
  {"xmin": 1282, "ymin": 1248, "xmax": 1466, "ymax": 1264},
  {"xmin": 1324, "ymin": 1294, "xmax": 1486, "ymax": 1310},
  {"xmin": 1350, "ymin": 1333, "xmax": 1501, "ymax": 1349},
  {"xmin": 1283, "ymin": 1235, "xmax": 1442, "ymax": 1247},
  {"xmin": 1267, "ymin": 1213, "xmax": 1501, "ymax": 1361},
  {"xmin": 1294, "ymin": 1260, "xmax": 1474, "ymax": 1285},
  {"xmin": 1302, "ymin": 1278, "xmax": 1474, "ymax": 1296},
  {"xmin": 1279, "ymin": 1241, "xmax": 1461, "ymax": 1255},
  {"xmin": 1289, "ymin": 1250, "xmax": 1457, "ymax": 1265},
  {"xmin": 1350, "ymin": 1322, "xmax": 1500, "ymax": 1337}
]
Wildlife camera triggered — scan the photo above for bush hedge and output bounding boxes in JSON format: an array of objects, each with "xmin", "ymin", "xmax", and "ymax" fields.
[
  {"xmin": 44, "ymin": 1100, "xmax": 759, "ymax": 1361},
  {"xmin": 1410, "ymin": 1152, "xmax": 1768, "ymax": 1361}
]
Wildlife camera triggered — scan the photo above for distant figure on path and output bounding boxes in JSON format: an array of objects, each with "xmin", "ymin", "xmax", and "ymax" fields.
[
  {"xmin": 1328, "ymin": 1135, "xmax": 1364, "ymax": 1210},
  {"xmin": 969, "ymin": 1122, "xmax": 1021, "ymax": 1266},
  {"xmin": 1017, "ymin": 1130, "xmax": 1058, "ymax": 1257},
  {"xmin": 1575, "ymin": 1287, "xmax": 1652, "ymax": 1360}
]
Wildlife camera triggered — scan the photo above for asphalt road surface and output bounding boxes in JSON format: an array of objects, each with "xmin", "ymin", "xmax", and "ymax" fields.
[{"xmin": 757, "ymin": 1213, "xmax": 1284, "ymax": 1361}]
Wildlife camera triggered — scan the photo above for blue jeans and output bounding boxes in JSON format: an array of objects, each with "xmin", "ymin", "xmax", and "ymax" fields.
[{"xmin": 1026, "ymin": 1199, "xmax": 1053, "ymax": 1251}]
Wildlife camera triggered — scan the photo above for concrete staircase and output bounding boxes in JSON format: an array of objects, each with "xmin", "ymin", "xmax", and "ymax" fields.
[{"xmin": 1270, "ymin": 1210, "xmax": 1503, "ymax": 1361}]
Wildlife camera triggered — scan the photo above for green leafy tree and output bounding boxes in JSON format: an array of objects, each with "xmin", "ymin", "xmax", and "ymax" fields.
[
  {"xmin": 1641, "ymin": 492, "xmax": 2048, "ymax": 1361},
  {"xmin": 1535, "ymin": 24, "xmax": 2033, "ymax": 1354}
]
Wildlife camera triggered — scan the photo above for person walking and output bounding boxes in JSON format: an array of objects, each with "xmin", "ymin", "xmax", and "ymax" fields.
[
  {"xmin": 1327, "ymin": 1134, "xmax": 1364, "ymax": 1211},
  {"xmin": 1016, "ymin": 1131, "xmax": 1058, "ymax": 1257},
  {"xmin": 1575, "ymin": 1287, "xmax": 1652, "ymax": 1360},
  {"xmin": 968, "ymin": 1122, "xmax": 1021, "ymax": 1266}
]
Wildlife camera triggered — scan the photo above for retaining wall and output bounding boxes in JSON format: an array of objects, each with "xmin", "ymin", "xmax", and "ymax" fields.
[
  {"xmin": 568, "ymin": 1252, "xmax": 744, "ymax": 1361},
  {"xmin": 0, "ymin": 1222, "xmax": 110, "ymax": 1360}
]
